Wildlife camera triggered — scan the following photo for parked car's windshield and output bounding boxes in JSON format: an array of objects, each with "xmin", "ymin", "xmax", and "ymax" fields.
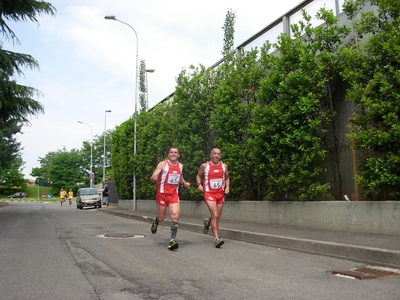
[{"xmin": 79, "ymin": 189, "xmax": 97, "ymax": 196}]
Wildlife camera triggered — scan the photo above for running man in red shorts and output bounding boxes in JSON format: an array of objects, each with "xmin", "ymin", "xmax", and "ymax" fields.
[
  {"xmin": 196, "ymin": 148, "xmax": 230, "ymax": 248},
  {"xmin": 150, "ymin": 147, "xmax": 191, "ymax": 250}
]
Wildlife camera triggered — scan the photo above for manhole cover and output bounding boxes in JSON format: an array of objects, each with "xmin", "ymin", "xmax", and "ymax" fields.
[
  {"xmin": 330, "ymin": 266, "xmax": 400, "ymax": 280},
  {"xmin": 98, "ymin": 233, "xmax": 145, "ymax": 239}
]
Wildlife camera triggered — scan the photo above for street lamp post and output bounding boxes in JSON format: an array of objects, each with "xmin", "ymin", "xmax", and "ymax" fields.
[
  {"xmin": 103, "ymin": 110, "xmax": 112, "ymax": 186},
  {"xmin": 145, "ymin": 69, "xmax": 155, "ymax": 110},
  {"xmin": 37, "ymin": 178, "xmax": 40, "ymax": 200},
  {"xmin": 78, "ymin": 121, "xmax": 93, "ymax": 187},
  {"xmin": 105, "ymin": 15, "xmax": 139, "ymax": 210}
]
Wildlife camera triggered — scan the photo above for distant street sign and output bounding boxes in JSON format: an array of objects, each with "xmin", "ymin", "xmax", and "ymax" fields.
[{"xmin": 89, "ymin": 173, "xmax": 94, "ymax": 179}]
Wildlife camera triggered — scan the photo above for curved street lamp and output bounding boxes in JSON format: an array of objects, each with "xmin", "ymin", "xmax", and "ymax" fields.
[
  {"xmin": 105, "ymin": 15, "xmax": 139, "ymax": 210},
  {"xmin": 77, "ymin": 121, "xmax": 93, "ymax": 187}
]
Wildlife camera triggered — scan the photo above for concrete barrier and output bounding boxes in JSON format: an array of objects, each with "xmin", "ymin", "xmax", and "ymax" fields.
[{"xmin": 117, "ymin": 199, "xmax": 400, "ymax": 236}]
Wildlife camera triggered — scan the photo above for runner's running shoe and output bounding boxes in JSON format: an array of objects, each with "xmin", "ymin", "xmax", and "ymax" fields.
[
  {"xmin": 168, "ymin": 239, "xmax": 179, "ymax": 250},
  {"xmin": 151, "ymin": 217, "xmax": 158, "ymax": 234},
  {"xmin": 203, "ymin": 218, "xmax": 210, "ymax": 234},
  {"xmin": 215, "ymin": 238, "xmax": 224, "ymax": 248}
]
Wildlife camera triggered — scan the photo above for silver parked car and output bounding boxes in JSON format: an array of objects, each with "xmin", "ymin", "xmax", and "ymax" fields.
[
  {"xmin": 76, "ymin": 187, "xmax": 101, "ymax": 209},
  {"xmin": 7, "ymin": 192, "xmax": 28, "ymax": 198}
]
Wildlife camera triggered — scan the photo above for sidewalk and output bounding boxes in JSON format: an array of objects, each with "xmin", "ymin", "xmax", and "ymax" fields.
[{"xmin": 100, "ymin": 204, "xmax": 400, "ymax": 269}]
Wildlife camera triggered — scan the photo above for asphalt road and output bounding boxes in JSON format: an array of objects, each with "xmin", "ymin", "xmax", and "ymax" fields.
[{"xmin": 0, "ymin": 202, "xmax": 399, "ymax": 300}]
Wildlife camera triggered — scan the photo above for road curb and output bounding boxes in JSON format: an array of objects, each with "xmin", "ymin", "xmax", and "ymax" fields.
[{"xmin": 100, "ymin": 209, "xmax": 400, "ymax": 269}]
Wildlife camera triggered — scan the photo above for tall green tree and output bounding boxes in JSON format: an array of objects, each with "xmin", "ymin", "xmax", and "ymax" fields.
[
  {"xmin": 250, "ymin": 8, "xmax": 349, "ymax": 200},
  {"xmin": 171, "ymin": 66, "xmax": 218, "ymax": 199},
  {"xmin": 31, "ymin": 147, "xmax": 86, "ymax": 194},
  {"xmin": 78, "ymin": 139, "xmax": 93, "ymax": 184},
  {"xmin": 221, "ymin": 8, "xmax": 235, "ymax": 58},
  {"xmin": 136, "ymin": 101, "xmax": 176, "ymax": 199},
  {"xmin": 110, "ymin": 4, "xmax": 400, "ymax": 202},
  {"xmin": 138, "ymin": 59, "xmax": 147, "ymax": 111},
  {"xmin": 31, "ymin": 151, "xmax": 56, "ymax": 183},
  {"xmin": 0, "ymin": 118, "xmax": 21, "ymax": 169},
  {"xmin": 210, "ymin": 8, "xmax": 264, "ymax": 199},
  {"xmin": 0, "ymin": 0, "xmax": 56, "ymax": 169},
  {"xmin": 111, "ymin": 118, "xmax": 135, "ymax": 199},
  {"xmin": 210, "ymin": 47, "xmax": 264, "ymax": 200},
  {"xmin": 0, "ymin": 156, "xmax": 26, "ymax": 194},
  {"xmin": 90, "ymin": 130, "xmax": 113, "ymax": 184},
  {"xmin": 48, "ymin": 149, "xmax": 84, "ymax": 191},
  {"xmin": 340, "ymin": 0, "xmax": 400, "ymax": 199}
]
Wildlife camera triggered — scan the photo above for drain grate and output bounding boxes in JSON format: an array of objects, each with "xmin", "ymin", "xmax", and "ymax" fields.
[
  {"xmin": 99, "ymin": 233, "xmax": 145, "ymax": 239},
  {"xmin": 330, "ymin": 266, "xmax": 400, "ymax": 280}
]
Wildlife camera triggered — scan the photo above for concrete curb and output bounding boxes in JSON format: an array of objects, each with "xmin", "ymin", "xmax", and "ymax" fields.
[{"xmin": 101, "ymin": 209, "xmax": 400, "ymax": 269}]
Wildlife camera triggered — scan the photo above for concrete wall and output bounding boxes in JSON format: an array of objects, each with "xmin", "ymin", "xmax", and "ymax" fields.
[{"xmin": 118, "ymin": 199, "xmax": 400, "ymax": 236}]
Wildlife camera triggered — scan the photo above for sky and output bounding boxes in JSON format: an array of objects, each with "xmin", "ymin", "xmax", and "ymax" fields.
[{"xmin": 4, "ymin": 0, "xmax": 313, "ymax": 179}]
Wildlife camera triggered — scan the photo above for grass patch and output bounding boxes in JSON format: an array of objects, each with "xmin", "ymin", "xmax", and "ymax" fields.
[
  {"xmin": 26, "ymin": 185, "xmax": 53, "ymax": 198},
  {"xmin": 0, "ymin": 185, "xmax": 56, "ymax": 201}
]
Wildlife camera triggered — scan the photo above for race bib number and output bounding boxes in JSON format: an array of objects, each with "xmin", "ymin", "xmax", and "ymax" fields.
[
  {"xmin": 167, "ymin": 174, "xmax": 180, "ymax": 185},
  {"xmin": 210, "ymin": 179, "xmax": 223, "ymax": 189}
]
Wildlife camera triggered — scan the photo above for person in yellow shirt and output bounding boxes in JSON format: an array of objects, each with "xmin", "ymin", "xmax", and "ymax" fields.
[
  {"xmin": 68, "ymin": 189, "xmax": 74, "ymax": 206},
  {"xmin": 59, "ymin": 188, "xmax": 67, "ymax": 206}
]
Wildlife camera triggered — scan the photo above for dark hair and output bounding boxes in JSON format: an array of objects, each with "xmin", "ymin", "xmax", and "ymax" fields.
[{"xmin": 169, "ymin": 147, "xmax": 180, "ymax": 154}]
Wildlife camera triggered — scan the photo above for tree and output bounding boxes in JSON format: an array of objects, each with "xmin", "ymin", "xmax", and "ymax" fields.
[
  {"xmin": 91, "ymin": 130, "xmax": 113, "ymax": 185},
  {"xmin": 0, "ymin": 0, "xmax": 56, "ymax": 169},
  {"xmin": 0, "ymin": 157, "xmax": 26, "ymax": 194},
  {"xmin": 31, "ymin": 151, "xmax": 56, "ymax": 183},
  {"xmin": 221, "ymin": 8, "xmax": 235, "ymax": 58},
  {"xmin": 111, "ymin": 118, "xmax": 135, "ymax": 199},
  {"xmin": 250, "ymin": 8, "xmax": 349, "ymax": 200},
  {"xmin": 31, "ymin": 147, "xmax": 86, "ymax": 194},
  {"xmin": 0, "ymin": 118, "xmax": 21, "ymax": 169},
  {"xmin": 110, "ymin": 8, "xmax": 341, "ymax": 200},
  {"xmin": 137, "ymin": 101, "xmax": 176, "ymax": 199},
  {"xmin": 108, "ymin": 4, "xmax": 400, "ymax": 201},
  {"xmin": 210, "ymin": 47, "xmax": 264, "ymax": 200},
  {"xmin": 340, "ymin": 0, "xmax": 400, "ymax": 199},
  {"xmin": 171, "ymin": 65, "xmax": 218, "ymax": 200},
  {"xmin": 138, "ymin": 59, "xmax": 147, "ymax": 111}
]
